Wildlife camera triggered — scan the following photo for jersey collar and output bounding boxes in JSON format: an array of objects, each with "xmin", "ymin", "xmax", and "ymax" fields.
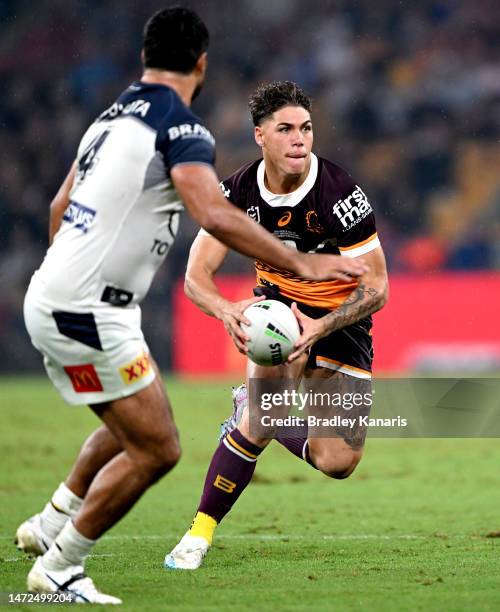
[{"xmin": 256, "ymin": 152, "xmax": 318, "ymax": 208}]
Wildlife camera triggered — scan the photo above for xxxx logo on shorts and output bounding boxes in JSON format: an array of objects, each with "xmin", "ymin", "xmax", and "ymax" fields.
[
  {"xmin": 64, "ymin": 364, "xmax": 103, "ymax": 393},
  {"xmin": 119, "ymin": 352, "xmax": 151, "ymax": 384}
]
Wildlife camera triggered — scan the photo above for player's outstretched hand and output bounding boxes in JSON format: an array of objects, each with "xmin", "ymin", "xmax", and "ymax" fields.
[
  {"xmin": 297, "ymin": 253, "xmax": 369, "ymax": 282},
  {"xmin": 287, "ymin": 302, "xmax": 327, "ymax": 363},
  {"xmin": 220, "ymin": 295, "xmax": 266, "ymax": 355}
]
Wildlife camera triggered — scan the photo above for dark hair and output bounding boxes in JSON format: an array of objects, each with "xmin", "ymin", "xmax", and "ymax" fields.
[
  {"xmin": 143, "ymin": 7, "xmax": 209, "ymax": 74},
  {"xmin": 249, "ymin": 81, "xmax": 312, "ymax": 126}
]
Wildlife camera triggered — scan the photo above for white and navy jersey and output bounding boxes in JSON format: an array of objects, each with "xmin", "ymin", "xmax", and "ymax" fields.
[{"xmin": 31, "ymin": 81, "xmax": 215, "ymax": 308}]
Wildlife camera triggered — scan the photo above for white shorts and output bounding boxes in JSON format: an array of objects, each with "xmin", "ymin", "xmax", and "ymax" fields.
[{"xmin": 24, "ymin": 284, "xmax": 156, "ymax": 406}]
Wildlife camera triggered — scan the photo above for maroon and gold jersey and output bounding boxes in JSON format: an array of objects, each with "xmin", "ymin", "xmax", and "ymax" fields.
[{"xmin": 219, "ymin": 153, "xmax": 380, "ymax": 310}]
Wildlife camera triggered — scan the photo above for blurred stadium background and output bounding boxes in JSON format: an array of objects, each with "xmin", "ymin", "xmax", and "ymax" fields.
[
  {"xmin": 1, "ymin": 0, "xmax": 500, "ymax": 376},
  {"xmin": 2, "ymin": 5, "xmax": 500, "ymax": 608}
]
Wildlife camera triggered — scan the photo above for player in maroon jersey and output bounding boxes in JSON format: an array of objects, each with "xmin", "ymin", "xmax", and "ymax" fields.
[{"xmin": 165, "ymin": 81, "xmax": 388, "ymax": 569}]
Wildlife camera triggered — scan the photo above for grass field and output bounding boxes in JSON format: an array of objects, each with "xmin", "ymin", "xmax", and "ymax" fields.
[{"xmin": 1, "ymin": 377, "xmax": 500, "ymax": 611}]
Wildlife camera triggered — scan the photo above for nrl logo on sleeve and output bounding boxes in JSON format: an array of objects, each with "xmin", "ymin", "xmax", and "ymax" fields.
[
  {"xmin": 332, "ymin": 185, "xmax": 372, "ymax": 230},
  {"xmin": 247, "ymin": 205, "xmax": 260, "ymax": 223},
  {"xmin": 168, "ymin": 123, "xmax": 215, "ymax": 145},
  {"xmin": 219, "ymin": 181, "xmax": 231, "ymax": 198}
]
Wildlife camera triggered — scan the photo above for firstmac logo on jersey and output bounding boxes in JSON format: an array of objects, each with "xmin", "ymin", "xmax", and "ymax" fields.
[
  {"xmin": 63, "ymin": 201, "xmax": 97, "ymax": 233},
  {"xmin": 168, "ymin": 123, "xmax": 215, "ymax": 145},
  {"xmin": 333, "ymin": 186, "xmax": 372, "ymax": 230}
]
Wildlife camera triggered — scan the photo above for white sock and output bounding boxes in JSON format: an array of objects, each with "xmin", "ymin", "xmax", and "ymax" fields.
[
  {"xmin": 43, "ymin": 521, "xmax": 96, "ymax": 571},
  {"xmin": 39, "ymin": 483, "xmax": 83, "ymax": 541},
  {"xmin": 53, "ymin": 482, "xmax": 84, "ymax": 515}
]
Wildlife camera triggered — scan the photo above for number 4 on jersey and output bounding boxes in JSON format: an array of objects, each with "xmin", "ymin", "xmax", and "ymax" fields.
[{"xmin": 77, "ymin": 129, "xmax": 111, "ymax": 182}]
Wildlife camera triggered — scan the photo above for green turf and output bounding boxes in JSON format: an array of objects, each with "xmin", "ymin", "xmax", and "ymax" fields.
[{"xmin": 1, "ymin": 377, "xmax": 500, "ymax": 610}]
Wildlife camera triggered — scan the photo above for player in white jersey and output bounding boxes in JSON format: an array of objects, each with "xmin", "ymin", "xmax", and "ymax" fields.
[{"xmin": 16, "ymin": 7, "xmax": 369, "ymax": 605}]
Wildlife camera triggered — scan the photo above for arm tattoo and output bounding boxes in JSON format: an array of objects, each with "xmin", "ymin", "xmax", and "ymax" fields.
[{"xmin": 323, "ymin": 283, "xmax": 382, "ymax": 333}]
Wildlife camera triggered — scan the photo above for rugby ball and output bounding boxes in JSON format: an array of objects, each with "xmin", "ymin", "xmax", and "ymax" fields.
[{"xmin": 241, "ymin": 300, "xmax": 301, "ymax": 366}]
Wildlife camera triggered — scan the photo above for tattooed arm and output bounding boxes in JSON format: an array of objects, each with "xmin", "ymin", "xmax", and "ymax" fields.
[
  {"xmin": 288, "ymin": 246, "xmax": 388, "ymax": 361},
  {"xmin": 318, "ymin": 245, "xmax": 388, "ymax": 331}
]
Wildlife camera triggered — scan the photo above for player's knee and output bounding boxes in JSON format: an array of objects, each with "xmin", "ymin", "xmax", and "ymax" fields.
[
  {"xmin": 159, "ymin": 441, "xmax": 182, "ymax": 472},
  {"xmin": 136, "ymin": 435, "xmax": 181, "ymax": 480},
  {"xmin": 313, "ymin": 450, "xmax": 362, "ymax": 480},
  {"xmin": 155, "ymin": 439, "xmax": 181, "ymax": 475}
]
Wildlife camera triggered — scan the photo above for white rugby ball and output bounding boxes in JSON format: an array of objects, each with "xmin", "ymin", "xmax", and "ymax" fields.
[{"xmin": 241, "ymin": 300, "xmax": 301, "ymax": 366}]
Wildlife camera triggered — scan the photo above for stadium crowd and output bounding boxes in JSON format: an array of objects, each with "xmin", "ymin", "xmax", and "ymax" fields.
[{"xmin": 1, "ymin": 0, "xmax": 499, "ymax": 371}]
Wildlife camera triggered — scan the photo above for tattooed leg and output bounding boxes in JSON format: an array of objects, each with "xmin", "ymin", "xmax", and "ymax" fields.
[{"xmin": 304, "ymin": 369, "xmax": 371, "ymax": 479}]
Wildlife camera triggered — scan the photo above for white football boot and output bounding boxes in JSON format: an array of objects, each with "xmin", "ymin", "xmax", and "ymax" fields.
[
  {"xmin": 16, "ymin": 515, "xmax": 51, "ymax": 556},
  {"xmin": 164, "ymin": 532, "xmax": 210, "ymax": 570},
  {"xmin": 165, "ymin": 385, "xmax": 246, "ymax": 571},
  {"xmin": 27, "ymin": 557, "xmax": 122, "ymax": 605},
  {"xmin": 219, "ymin": 384, "xmax": 247, "ymax": 441}
]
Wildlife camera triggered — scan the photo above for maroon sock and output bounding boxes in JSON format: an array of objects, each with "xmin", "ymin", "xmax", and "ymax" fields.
[
  {"xmin": 197, "ymin": 428, "xmax": 263, "ymax": 523},
  {"xmin": 276, "ymin": 435, "xmax": 317, "ymax": 468}
]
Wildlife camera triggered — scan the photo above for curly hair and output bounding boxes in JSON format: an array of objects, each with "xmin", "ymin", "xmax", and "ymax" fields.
[{"xmin": 249, "ymin": 81, "xmax": 312, "ymax": 126}]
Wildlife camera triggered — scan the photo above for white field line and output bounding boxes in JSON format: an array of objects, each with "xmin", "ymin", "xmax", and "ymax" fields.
[
  {"xmin": 1, "ymin": 533, "xmax": 468, "ymax": 543},
  {"xmin": 104, "ymin": 534, "xmax": 429, "ymax": 541},
  {"xmin": 1, "ymin": 553, "xmax": 119, "ymax": 563},
  {"xmin": 0, "ymin": 533, "xmax": 475, "ymax": 563},
  {"xmin": 2, "ymin": 553, "xmax": 117, "ymax": 563},
  {"xmin": 101, "ymin": 533, "xmax": 470, "ymax": 541}
]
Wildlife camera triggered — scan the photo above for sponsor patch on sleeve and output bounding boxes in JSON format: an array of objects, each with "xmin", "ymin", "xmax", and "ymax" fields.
[
  {"xmin": 167, "ymin": 123, "xmax": 215, "ymax": 145},
  {"xmin": 62, "ymin": 201, "xmax": 97, "ymax": 234}
]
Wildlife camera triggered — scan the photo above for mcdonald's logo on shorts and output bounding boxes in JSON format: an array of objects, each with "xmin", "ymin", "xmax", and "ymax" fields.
[
  {"xmin": 64, "ymin": 364, "xmax": 103, "ymax": 393},
  {"xmin": 119, "ymin": 351, "xmax": 152, "ymax": 384}
]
